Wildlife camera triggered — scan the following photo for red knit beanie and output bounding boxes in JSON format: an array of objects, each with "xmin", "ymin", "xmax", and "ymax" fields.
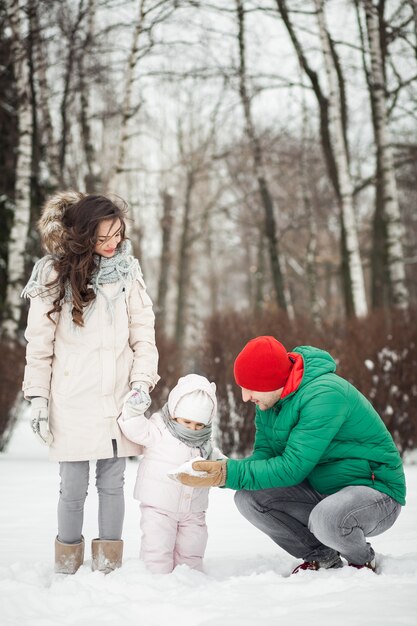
[{"xmin": 234, "ymin": 336, "xmax": 293, "ymax": 391}]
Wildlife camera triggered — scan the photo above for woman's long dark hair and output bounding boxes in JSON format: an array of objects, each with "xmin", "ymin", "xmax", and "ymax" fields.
[{"xmin": 47, "ymin": 195, "xmax": 127, "ymax": 326}]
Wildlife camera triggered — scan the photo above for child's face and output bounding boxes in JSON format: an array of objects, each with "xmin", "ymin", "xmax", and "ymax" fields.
[{"xmin": 175, "ymin": 417, "xmax": 206, "ymax": 431}]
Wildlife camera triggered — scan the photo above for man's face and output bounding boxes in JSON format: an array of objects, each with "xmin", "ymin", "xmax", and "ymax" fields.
[{"xmin": 241, "ymin": 387, "xmax": 283, "ymax": 411}]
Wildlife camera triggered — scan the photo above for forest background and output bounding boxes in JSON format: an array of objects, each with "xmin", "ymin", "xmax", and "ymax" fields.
[{"xmin": 0, "ymin": 0, "xmax": 416, "ymax": 459}]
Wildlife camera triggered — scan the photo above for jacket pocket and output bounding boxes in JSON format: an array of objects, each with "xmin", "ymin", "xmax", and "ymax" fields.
[{"xmin": 53, "ymin": 352, "xmax": 78, "ymax": 396}]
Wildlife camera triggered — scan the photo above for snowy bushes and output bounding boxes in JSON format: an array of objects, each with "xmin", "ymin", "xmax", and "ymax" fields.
[
  {"xmin": 199, "ymin": 307, "xmax": 417, "ymax": 458},
  {"xmin": 2, "ymin": 310, "xmax": 415, "ymax": 459}
]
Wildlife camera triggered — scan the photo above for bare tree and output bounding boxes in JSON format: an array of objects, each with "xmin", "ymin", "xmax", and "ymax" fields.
[
  {"xmin": 410, "ymin": 0, "xmax": 417, "ymax": 62},
  {"xmin": 300, "ymin": 84, "xmax": 321, "ymax": 327},
  {"xmin": 29, "ymin": 0, "xmax": 59, "ymax": 187},
  {"xmin": 363, "ymin": 0, "xmax": 409, "ymax": 310},
  {"xmin": 175, "ymin": 167, "xmax": 194, "ymax": 348},
  {"xmin": 235, "ymin": 0, "xmax": 287, "ymax": 313},
  {"xmin": 57, "ymin": 0, "xmax": 87, "ymax": 186},
  {"xmin": 107, "ymin": 0, "xmax": 146, "ymax": 190},
  {"xmin": 314, "ymin": 0, "xmax": 368, "ymax": 317},
  {"xmin": 108, "ymin": 0, "xmax": 176, "ymax": 190},
  {"xmin": 156, "ymin": 190, "xmax": 174, "ymax": 331},
  {"xmin": 3, "ymin": 0, "xmax": 33, "ymax": 339},
  {"xmin": 275, "ymin": 0, "xmax": 367, "ymax": 317},
  {"xmin": 78, "ymin": 0, "xmax": 97, "ymax": 192},
  {"xmin": 173, "ymin": 93, "xmax": 228, "ymax": 350}
]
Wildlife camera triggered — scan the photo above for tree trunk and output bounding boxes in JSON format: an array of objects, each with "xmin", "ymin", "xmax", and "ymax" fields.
[
  {"xmin": 206, "ymin": 228, "xmax": 219, "ymax": 318},
  {"xmin": 409, "ymin": 0, "xmax": 417, "ymax": 63},
  {"xmin": 108, "ymin": 0, "xmax": 145, "ymax": 190},
  {"xmin": 3, "ymin": 0, "xmax": 33, "ymax": 340},
  {"xmin": 79, "ymin": 0, "xmax": 97, "ymax": 192},
  {"xmin": 363, "ymin": 0, "xmax": 409, "ymax": 310},
  {"xmin": 27, "ymin": 0, "xmax": 41, "ymax": 211},
  {"xmin": 236, "ymin": 0, "xmax": 287, "ymax": 312},
  {"xmin": 276, "ymin": 0, "xmax": 367, "ymax": 318},
  {"xmin": 315, "ymin": 0, "xmax": 368, "ymax": 317},
  {"xmin": 58, "ymin": 0, "xmax": 85, "ymax": 186},
  {"xmin": 354, "ymin": 0, "xmax": 388, "ymax": 308},
  {"xmin": 156, "ymin": 190, "xmax": 174, "ymax": 331},
  {"xmin": 175, "ymin": 170, "xmax": 194, "ymax": 349},
  {"xmin": 30, "ymin": 0, "xmax": 59, "ymax": 188},
  {"xmin": 254, "ymin": 230, "xmax": 265, "ymax": 316},
  {"xmin": 281, "ymin": 255, "xmax": 295, "ymax": 321},
  {"xmin": 300, "ymin": 88, "xmax": 321, "ymax": 327}
]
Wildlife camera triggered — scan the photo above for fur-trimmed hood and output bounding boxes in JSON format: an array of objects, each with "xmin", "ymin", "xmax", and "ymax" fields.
[{"xmin": 38, "ymin": 190, "xmax": 85, "ymax": 255}]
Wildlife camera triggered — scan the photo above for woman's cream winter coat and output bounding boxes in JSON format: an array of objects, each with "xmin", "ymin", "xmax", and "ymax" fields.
[{"xmin": 22, "ymin": 261, "xmax": 159, "ymax": 462}]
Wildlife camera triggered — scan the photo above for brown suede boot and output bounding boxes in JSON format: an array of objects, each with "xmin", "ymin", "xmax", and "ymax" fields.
[
  {"xmin": 91, "ymin": 539, "xmax": 123, "ymax": 574},
  {"xmin": 55, "ymin": 536, "xmax": 84, "ymax": 574}
]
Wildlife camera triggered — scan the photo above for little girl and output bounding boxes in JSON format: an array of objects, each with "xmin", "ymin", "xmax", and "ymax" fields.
[
  {"xmin": 22, "ymin": 192, "xmax": 159, "ymax": 575},
  {"xmin": 119, "ymin": 373, "xmax": 224, "ymax": 574}
]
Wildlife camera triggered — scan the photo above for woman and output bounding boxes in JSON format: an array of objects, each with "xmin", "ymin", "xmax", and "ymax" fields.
[{"xmin": 22, "ymin": 191, "xmax": 159, "ymax": 574}]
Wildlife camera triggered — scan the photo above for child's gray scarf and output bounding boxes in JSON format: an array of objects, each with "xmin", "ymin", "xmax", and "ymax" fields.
[
  {"xmin": 21, "ymin": 241, "xmax": 140, "ymax": 323},
  {"xmin": 160, "ymin": 403, "xmax": 213, "ymax": 459}
]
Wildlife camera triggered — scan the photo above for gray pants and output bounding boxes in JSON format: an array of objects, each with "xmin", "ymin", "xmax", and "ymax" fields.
[
  {"xmin": 234, "ymin": 481, "xmax": 402, "ymax": 565},
  {"xmin": 58, "ymin": 456, "xmax": 126, "ymax": 544}
]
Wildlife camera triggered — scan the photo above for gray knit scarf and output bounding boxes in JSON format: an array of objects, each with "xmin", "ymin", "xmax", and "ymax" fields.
[
  {"xmin": 160, "ymin": 403, "xmax": 213, "ymax": 459},
  {"xmin": 21, "ymin": 241, "xmax": 140, "ymax": 323}
]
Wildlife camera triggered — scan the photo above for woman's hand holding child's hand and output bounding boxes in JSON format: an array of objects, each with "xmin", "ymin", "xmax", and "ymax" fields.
[{"xmin": 122, "ymin": 383, "xmax": 151, "ymax": 420}]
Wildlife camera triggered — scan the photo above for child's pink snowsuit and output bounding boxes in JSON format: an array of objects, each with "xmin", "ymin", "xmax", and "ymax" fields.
[{"xmin": 118, "ymin": 376, "xmax": 222, "ymax": 574}]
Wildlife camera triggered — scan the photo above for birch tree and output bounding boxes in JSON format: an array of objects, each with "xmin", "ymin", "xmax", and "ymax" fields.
[
  {"xmin": 235, "ymin": 0, "xmax": 287, "ymax": 312},
  {"xmin": 173, "ymin": 87, "xmax": 228, "ymax": 349},
  {"xmin": 175, "ymin": 168, "xmax": 194, "ymax": 348},
  {"xmin": 174, "ymin": 126, "xmax": 215, "ymax": 349},
  {"xmin": 156, "ymin": 190, "xmax": 174, "ymax": 331},
  {"xmin": 107, "ymin": 0, "xmax": 146, "ymax": 190},
  {"xmin": 29, "ymin": 0, "xmax": 59, "ymax": 188},
  {"xmin": 107, "ymin": 0, "xmax": 176, "ymax": 191},
  {"xmin": 3, "ymin": 0, "xmax": 33, "ymax": 339},
  {"xmin": 411, "ymin": 0, "xmax": 417, "ymax": 62},
  {"xmin": 275, "ymin": 0, "xmax": 367, "ymax": 317},
  {"xmin": 363, "ymin": 0, "xmax": 409, "ymax": 310},
  {"xmin": 57, "ymin": 0, "xmax": 87, "ymax": 186},
  {"xmin": 300, "ymin": 85, "xmax": 321, "ymax": 327},
  {"xmin": 314, "ymin": 0, "xmax": 368, "ymax": 318},
  {"xmin": 78, "ymin": 0, "xmax": 97, "ymax": 192}
]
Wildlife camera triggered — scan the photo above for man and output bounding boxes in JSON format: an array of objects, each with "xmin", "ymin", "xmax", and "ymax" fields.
[{"xmin": 178, "ymin": 336, "xmax": 405, "ymax": 573}]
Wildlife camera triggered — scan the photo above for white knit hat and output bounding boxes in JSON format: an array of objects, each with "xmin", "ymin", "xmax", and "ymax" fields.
[{"xmin": 168, "ymin": 374, "xmax": 217, "ymax": 425}]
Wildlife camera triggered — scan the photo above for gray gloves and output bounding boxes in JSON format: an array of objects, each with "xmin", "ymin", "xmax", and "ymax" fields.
[
  {"xmin": 30, "ymin": 397, "xmax": 53, "ymax": 445},
  {"xmin": 122, "ymin": 382, "xmax": 152, "ymax": 420}
]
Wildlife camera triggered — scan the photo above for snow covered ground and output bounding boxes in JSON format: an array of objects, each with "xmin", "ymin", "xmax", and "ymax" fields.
[{"xmin": 1, "ymin": 417, "xmax": 416, "ymax": 626}]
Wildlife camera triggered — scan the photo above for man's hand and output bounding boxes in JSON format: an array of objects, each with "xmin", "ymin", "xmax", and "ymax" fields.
[
  {"xmin": 177, "ymin": 460, "xmax": 227, "ymax": 487},
  {"xmin": 30, "ymin": 397, "xmax": 53, "ymax": 446},
  {"xmin": 122, "ymin": 382, "xmax": 151, "ymax": 420}
]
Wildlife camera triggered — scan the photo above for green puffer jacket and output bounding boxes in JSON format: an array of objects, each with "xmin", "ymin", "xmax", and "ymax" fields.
[{"xmin": 225, "ymin": 346, "xmax": 406, "ymax": 505}]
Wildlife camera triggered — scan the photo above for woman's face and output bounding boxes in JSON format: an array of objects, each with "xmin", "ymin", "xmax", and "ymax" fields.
[{"xmin": 94, "ymin": 218, "xmax": 122, "ymax": 257}]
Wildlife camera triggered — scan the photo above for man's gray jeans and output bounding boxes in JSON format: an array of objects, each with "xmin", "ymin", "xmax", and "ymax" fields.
[
  {"xmin": 234, "ymin": 481, "xmax": 402, "ymax": 565},
  {"xmin": 58, "ymin": 456, "xmax": 126, "ymax": 544}
]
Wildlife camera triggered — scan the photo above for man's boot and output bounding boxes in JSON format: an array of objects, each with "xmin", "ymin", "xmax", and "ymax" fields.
[
  {"xmin": 91, "ymin": 538, "xmax": 123, "ymax": 574},
  {"xmin": 55, "ymin": 536, "xmax": 84, "ymax": 574}
]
